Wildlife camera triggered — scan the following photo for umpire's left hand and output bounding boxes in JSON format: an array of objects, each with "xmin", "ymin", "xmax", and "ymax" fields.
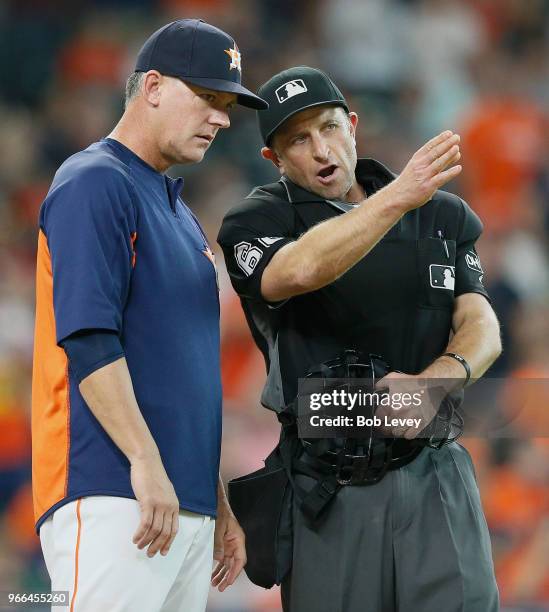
[
  {"xmin": 211, "ymin": 509, "xmax": 246, "ymax": 591},
  {"xmin": 375, "ymin": 371, "xmax": 440, "ymax": 439}
]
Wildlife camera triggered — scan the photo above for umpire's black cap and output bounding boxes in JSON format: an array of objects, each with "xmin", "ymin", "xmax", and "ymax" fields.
[
  {"xmin": 135, "ymin": 19, "xmax": 268, "ymax": 110},
  {"xmin": 257, "ymin": 66, "xmax": 349, "ymax": 145}
]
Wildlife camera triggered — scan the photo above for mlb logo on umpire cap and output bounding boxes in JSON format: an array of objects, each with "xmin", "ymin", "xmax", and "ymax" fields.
[{"xmin": 275, "ymin": 79, "xmax": 308, "ymax": 103}]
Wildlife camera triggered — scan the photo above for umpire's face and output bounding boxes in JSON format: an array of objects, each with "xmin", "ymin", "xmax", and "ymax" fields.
[{"xmin": 262, "ymin": 105, "xmax": 360, "ymax": 201}]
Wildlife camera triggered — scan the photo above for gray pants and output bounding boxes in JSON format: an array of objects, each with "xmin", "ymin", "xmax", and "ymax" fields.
[{"xmin": 281, "ymin": 443, "xmax": 499, "ymax": 612}]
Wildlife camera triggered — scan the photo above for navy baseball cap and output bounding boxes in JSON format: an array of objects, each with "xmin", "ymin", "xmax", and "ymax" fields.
[
  {"xmin": 257, "ymin": 66, "xmax": 348, "ymax": 144},
  {"xmin": 135, "ymin": 19, "xmax": 268, "ymax": 110}
]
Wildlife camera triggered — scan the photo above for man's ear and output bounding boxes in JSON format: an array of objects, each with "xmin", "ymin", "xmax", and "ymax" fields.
[
  {"xmin": 261, "ymin": 147, "xmax": 284, "ymax": 174},
  {"xmin": 142, "ymin": 70, "xmax": 162, "ymax": 107},
  {"xmin": 348, "ymin": 112, "xmax": 358, "ymax": 141}
]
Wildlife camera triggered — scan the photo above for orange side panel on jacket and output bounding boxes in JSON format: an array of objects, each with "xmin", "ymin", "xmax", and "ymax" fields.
[{"xmin": 31, "ymin": 229, "xmax": 70, "ymax": 523}]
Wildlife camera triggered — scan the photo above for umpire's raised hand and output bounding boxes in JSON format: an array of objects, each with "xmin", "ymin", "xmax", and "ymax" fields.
[{"xmin": 389, "ymin": 130, "xmax": 462, "ymax": 211}]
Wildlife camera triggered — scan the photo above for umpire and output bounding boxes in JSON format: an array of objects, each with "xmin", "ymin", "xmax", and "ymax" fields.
[{"xmin": 218, "ymin": 67, "xmax": 501, "ymax": 612}]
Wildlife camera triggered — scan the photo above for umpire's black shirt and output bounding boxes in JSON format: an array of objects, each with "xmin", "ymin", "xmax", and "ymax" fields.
[{"xmin": 218, "ymin": 159, "xmax": 489, "ymax": 412}]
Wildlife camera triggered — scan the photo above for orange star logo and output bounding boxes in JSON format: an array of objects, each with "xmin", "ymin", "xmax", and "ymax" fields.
[{"xmin": 224, "ymin": 44, "xmax": 241, "ymax": 73}]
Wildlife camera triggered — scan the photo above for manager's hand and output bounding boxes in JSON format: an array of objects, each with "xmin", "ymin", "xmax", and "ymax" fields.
[{"xmin": 130, "ymin": 453, "xmax": 180, "ymax": 557}]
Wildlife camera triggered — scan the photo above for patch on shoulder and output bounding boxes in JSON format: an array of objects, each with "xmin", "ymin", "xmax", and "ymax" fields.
[{"xmin": 465, "ymin": 251, "xmax": 483, "ymax": 273}]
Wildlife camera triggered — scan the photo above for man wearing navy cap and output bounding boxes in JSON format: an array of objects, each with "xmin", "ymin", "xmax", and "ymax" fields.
[{"xmin": 32, "ymin": 19, "xmax": 266, "ymax": 612}]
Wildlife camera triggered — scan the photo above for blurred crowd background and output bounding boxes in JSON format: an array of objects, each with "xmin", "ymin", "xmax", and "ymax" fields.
[{"xmin": 0, "ymin": 0, "xmax": 548, "ymax": 610}]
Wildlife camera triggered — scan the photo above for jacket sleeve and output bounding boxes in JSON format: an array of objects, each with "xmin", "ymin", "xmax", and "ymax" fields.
[
  {"xmin": 217, "ymin": 198, "xmax": 295, "ymax": 304},
  {"xmin": 453, "ymin": 198, "xmax": 490, "ymax": 301},
  {"xmin": 42, "ymin": 165, "xmax": 137, "ymax": 344}
]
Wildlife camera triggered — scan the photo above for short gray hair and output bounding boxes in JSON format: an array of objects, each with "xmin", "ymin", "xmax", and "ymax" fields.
[{"xmin": 125, "ymin": 72, "xmax": 145, "ymax": 108}]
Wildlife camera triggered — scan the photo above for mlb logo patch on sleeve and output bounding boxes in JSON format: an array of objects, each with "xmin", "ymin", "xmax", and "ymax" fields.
[
  {"xmin": 430, "ymin": 264, "xmax": 455, "ymax": 290},
  {"xmin": 275, "ymin": 79, "xmax": 308, "ymax": 103}
]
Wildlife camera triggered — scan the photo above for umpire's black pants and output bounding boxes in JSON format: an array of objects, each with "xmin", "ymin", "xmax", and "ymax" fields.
[{"xmin": 281, "ymin": 443, "xmax": 499, "ymax": 612}]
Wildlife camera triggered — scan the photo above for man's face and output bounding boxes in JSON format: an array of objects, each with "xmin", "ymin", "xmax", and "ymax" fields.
[
  {"xmin": 156, "ymin": 78, "xmax": 236, "ymax": 166},
  {"xmin": 267, "ymin": 106, "xmax": 359, "ymax": 201}
]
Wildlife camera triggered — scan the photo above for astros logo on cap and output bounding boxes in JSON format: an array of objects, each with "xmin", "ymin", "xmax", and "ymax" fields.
[{"xmin": 224, "ymin": 43, "xmax": 241, "ymax": 72}]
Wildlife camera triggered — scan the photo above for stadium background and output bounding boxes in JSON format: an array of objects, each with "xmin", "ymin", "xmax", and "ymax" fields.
[{"xmin": 0, "ymin": 0, "xmax": 547, "ymax": 610}]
